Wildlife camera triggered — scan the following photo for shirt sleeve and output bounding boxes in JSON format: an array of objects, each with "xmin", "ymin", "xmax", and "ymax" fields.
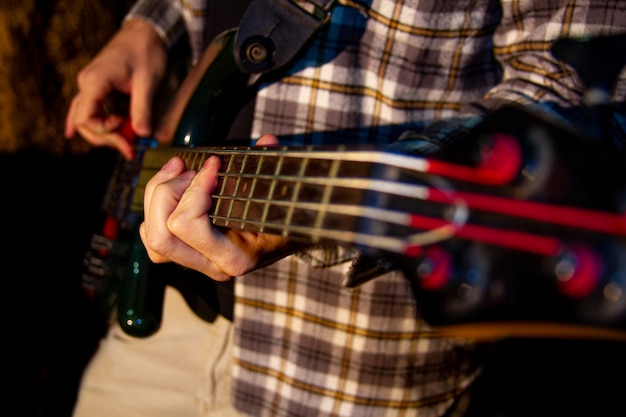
[
  {"xmin": 479, "ymin": 1, "xmax": 626, "ymax": 116},
  {"xmin": 391, "ymin": 0, "xmax": 626, "ymax": 155},
  {"xmin": 124, "ymin": 0, "xmax": 187, "ymax": 50}
]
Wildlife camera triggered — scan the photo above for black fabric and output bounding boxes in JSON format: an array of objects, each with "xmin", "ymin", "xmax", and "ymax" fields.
[
  {"xmin": 167, "ymin": 267, "xmax": 234, "ymax": 322},
  {"xmin": 203, "ymin": 0, "xmax": 253, "ymax": 47},
  {"xmin": 6, "ymin": 149, "xmax": 112, "ymax": 417},
  {"xmin": 458, "ymin": 338, "xmax": 626, "ymax": 417},
  {"xmin": 234, "ymin": 0, "xmax": 335, "ymax": 74}
]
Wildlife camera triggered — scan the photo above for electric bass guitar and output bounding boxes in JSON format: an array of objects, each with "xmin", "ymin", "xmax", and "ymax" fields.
[{"xmin": 81, "ymin": 30, "xmax": 626, "ymax": 341}]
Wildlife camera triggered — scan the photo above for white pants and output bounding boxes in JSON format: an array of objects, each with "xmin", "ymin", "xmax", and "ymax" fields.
[{"xmin": 72, "ymin": 286, "xmax": 242, "ymax": 417}]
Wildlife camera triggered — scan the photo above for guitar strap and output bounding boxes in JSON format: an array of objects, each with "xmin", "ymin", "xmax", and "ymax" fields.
[{"xmin": 234, "ymin": 0, "xmax": 336, "ymax": 74}]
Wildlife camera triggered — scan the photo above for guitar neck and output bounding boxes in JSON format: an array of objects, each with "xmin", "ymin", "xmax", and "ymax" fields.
[
  {"xmin": 132, "ymin": 145, "xmax": 458, "ymax": 258},
  {"xmin": 127, "ymin": 141, "xmax": 626, "ymax": 262}
]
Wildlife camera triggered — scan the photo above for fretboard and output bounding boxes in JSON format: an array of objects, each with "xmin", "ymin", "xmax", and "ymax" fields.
[
  {"xmin": 131, "ymin": 145, "xmax": 461, "ymax": 257},
  {"xmin": 111, "ymin": 142, "xmax": 626, "ymax": 263}
]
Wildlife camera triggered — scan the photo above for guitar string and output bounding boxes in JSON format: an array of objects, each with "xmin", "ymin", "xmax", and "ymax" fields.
[
  {"xmin": 147, "ymin": 147, "xmax": 626, "ymax": 235},
  {"xmin": 133, "ymin": 147, "xmax": 625, "ymax": 258},
  {"xmin": 213, "ymin": 156, "xmax": 467, "ymax": 249},
  {"xmin": 213, "ymin": 170, "xmax": 626, "ymax": 237},
  {"xmin": 209, "ymin": 194, "xmax": 563, "ymax": 256},
  {"xmin": 210, "ymin": 211, "xmax": 456, "ymax": 256}
]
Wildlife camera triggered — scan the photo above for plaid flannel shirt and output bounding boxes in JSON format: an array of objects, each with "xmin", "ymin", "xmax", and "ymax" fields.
[{"xmin": 127, "ymin": 1, "xmax": 626, "ymax": 416}]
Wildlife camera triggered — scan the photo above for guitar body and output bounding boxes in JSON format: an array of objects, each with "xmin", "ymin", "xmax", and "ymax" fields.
[{"xmin": 81, "ymin": 30, "xmax": 626, "ymax": 341}]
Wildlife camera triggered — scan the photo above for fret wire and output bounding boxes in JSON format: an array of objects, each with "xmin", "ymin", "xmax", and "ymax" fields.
[
  {"xmin": 241, "ymin": 155, "xmax": 263, "ymax": 227},
  {"xmin": 134, "ymin": 148, "xmax": 439, "ymax": 216},
  {"xmin": 283, "ymin": 157, "xmax": 309, "ymax": 237},
  {"xmin": 210, "ymin": 197, "xmax": 457, "ymax": 229},
  {"xmin": 199, "ymin": 153, "xmax": 209, "ymax": 170},
  {"xmin": 186, "ymin": 152, "xmax": 196, "ymax": 169},
  {"xmin": 209, "ymin": 213, "xmax": 452, "ymax": 255},
  {"xmin": 225, "ymin": 153, "xmax": 249, "ymax": 225},
  {"xmin": 183, "ymin": 151, "xmax": 193, "ymax": 169},
  {"xmin": 182, "ymin": 146, "xmax": 428, "ymax": 173},
  {"xmin": 215, "ymin": 173, "xmax": 431, "ymax": 201},
  {"xmin": 177, "ymin": 148, "xmax": 188, "ymax": 160},
  {"xmin": 177, "ymin": 149, "xmax": 190, "ymax": 168},
  {"xmin": 313, "ymin": 159, "xmax": 340, "ymax": 240},
  {"xmin": 214, "ymin": 154, "xmax": 237, "ymax": 225},
  {"xmin": 192, "ymin": 152, "xmax": 201, "ymax": 170},
  {"xmin": 182, "ymin": 152, "xmax": 192, "ymax": 168},
  {"xmin": 260, "ymin": 155, "xmax": 284, "ymax": 232},
  {"xmin": 148, "ymin": 146, "xmax": 430, "ymax": 178},
  {"xmin": 147, "ymin": 148, "xmax": 427, "ymax": 200}
]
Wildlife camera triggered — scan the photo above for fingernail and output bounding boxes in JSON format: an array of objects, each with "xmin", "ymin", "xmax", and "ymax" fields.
[
  {"xmin": 200, "ymin": 158, "xmax": 212, "ymax": 171},
  {"xmin": 200, "ymin": 156, "xmax": 219, "ymax": 171},
  {"xmin": 162, "ymin": 157, "xmax": 178, "ymax": 172}
]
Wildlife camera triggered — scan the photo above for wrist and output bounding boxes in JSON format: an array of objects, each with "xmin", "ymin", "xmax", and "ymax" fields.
[
  {"xmin": 124, "ymin": 0, "xmax": 187, "ymax": 50},
  {"xmin": 120, "ymin": 17, "xmax": 165, "ymax": 49}
]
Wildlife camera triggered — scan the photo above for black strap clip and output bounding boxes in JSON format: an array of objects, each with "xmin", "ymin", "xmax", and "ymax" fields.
[{"xmin": 235, "ymin": 0, "xmax": 334, "ymax": 74}]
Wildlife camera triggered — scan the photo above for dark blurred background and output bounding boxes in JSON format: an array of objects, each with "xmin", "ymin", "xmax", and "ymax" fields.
[{"xmin": 1, "ymin": 2, "xmax": 132, "ymax": 416}]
